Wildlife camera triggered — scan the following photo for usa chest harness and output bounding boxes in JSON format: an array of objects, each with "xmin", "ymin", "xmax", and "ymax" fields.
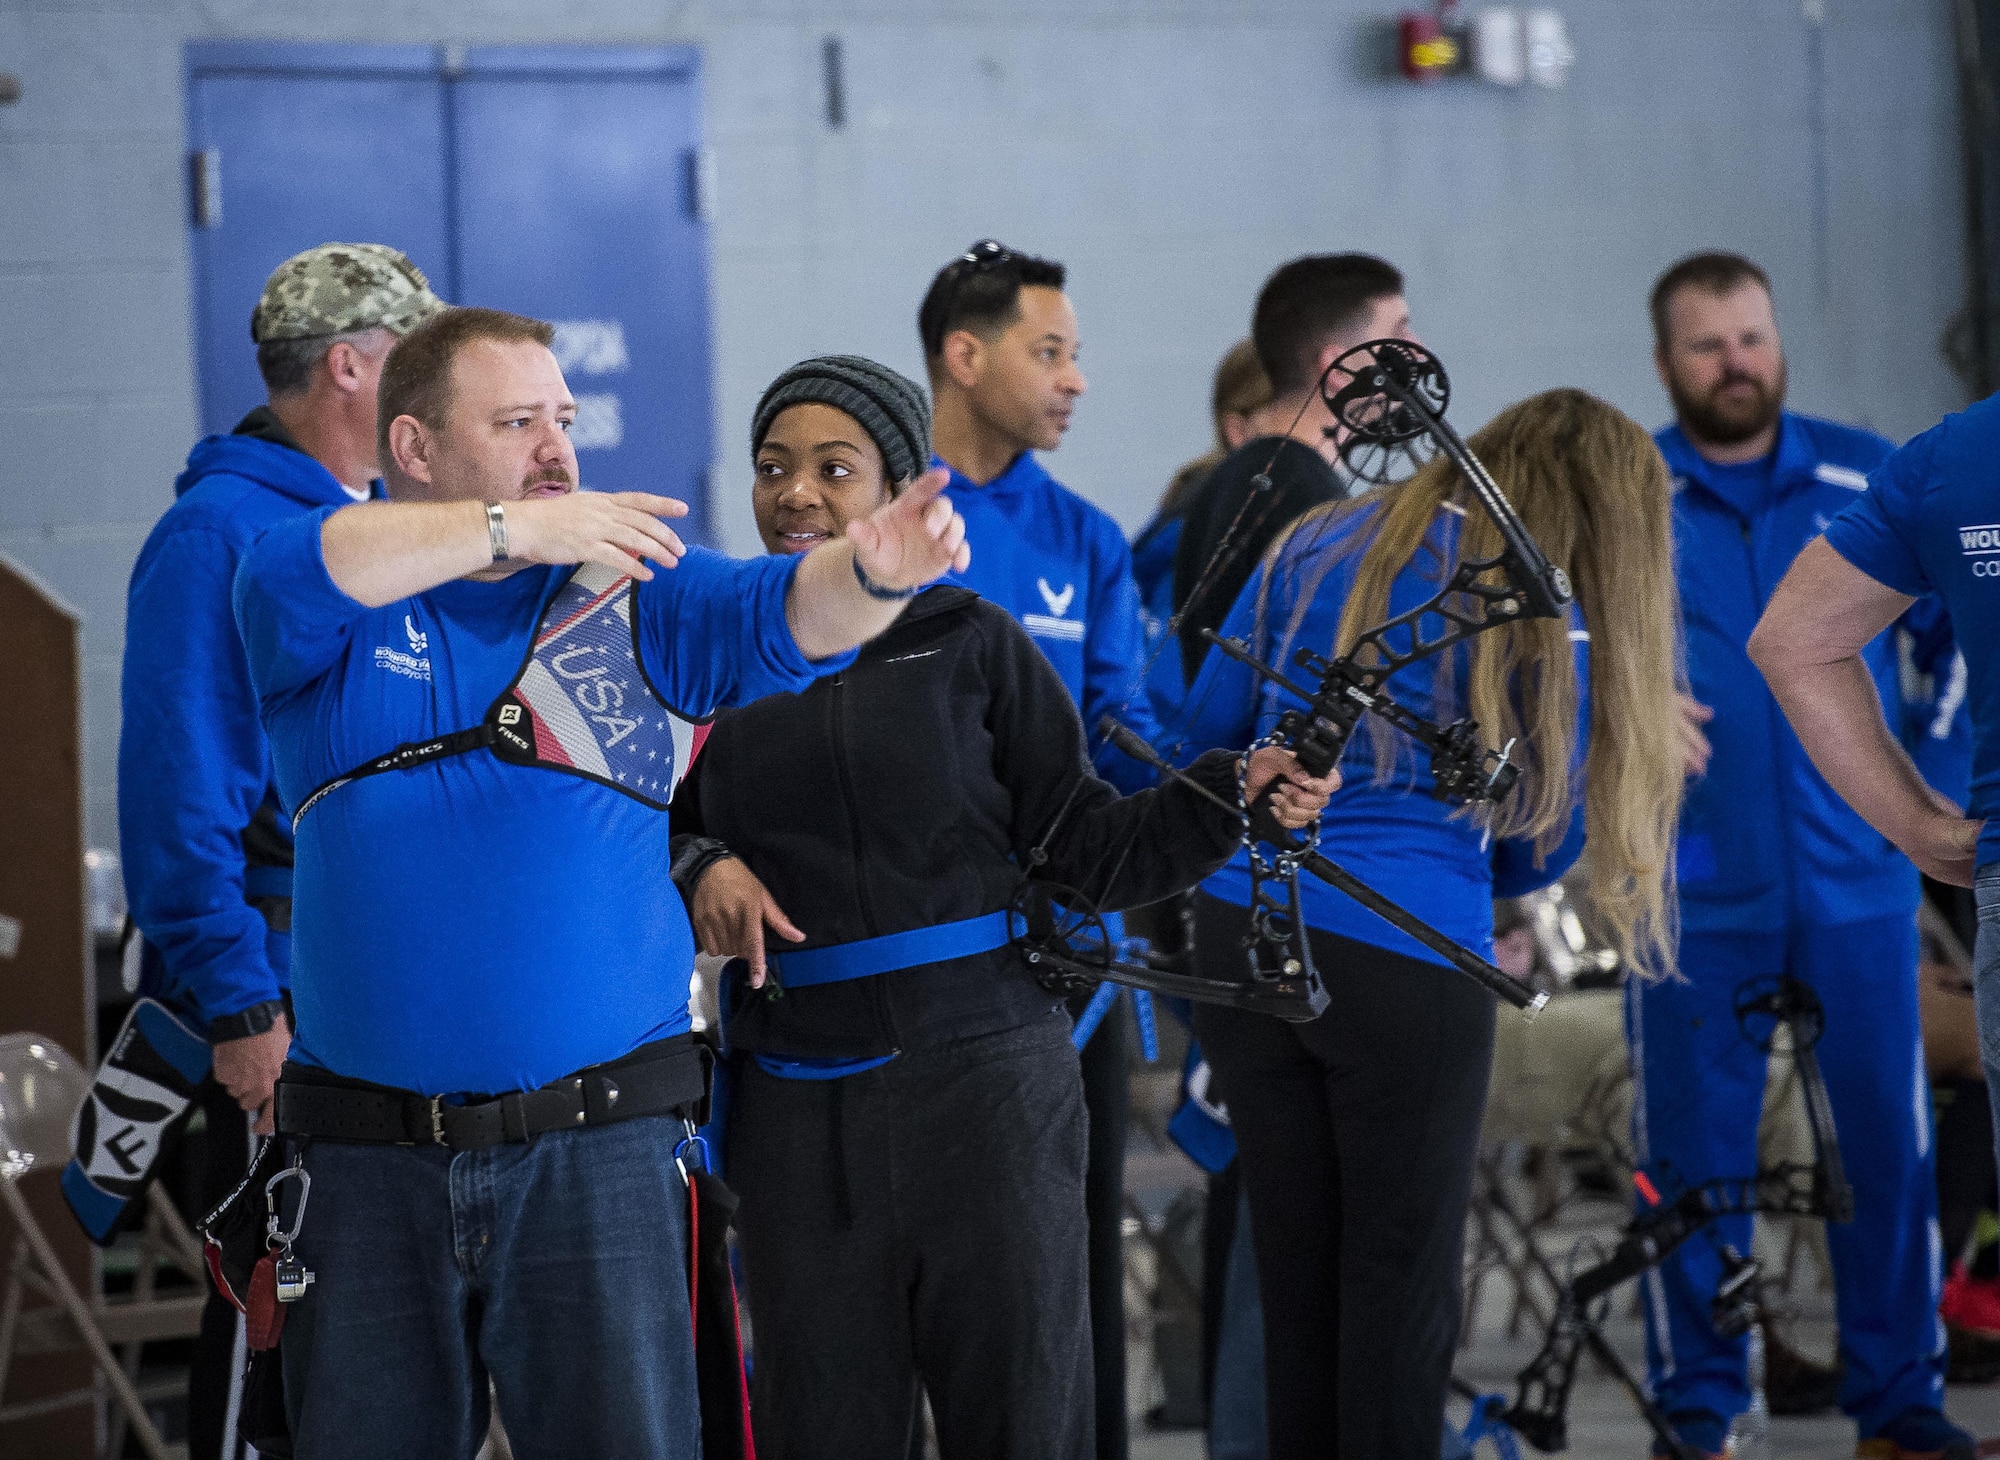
[
  {"xmin": 274, "ymin": 561, "xmax": 713, "ymax": 1151},
  {"xmin": 292, "ymin": 561, "xmax": 704, "ymax": 830}
]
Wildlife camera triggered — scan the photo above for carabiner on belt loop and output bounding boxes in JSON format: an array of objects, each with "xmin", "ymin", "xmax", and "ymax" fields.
[
  {"xmin": 673, "ymin": 1119, "xmax": 711, "ymax": 1186},
  {"xmin": 265, "ymin": 1162, "xmax": 312, "ymax": 1249}
]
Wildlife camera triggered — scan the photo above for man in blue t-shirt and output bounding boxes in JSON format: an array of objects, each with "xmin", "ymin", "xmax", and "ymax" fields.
[
  {"xmin": 1753, "ymin": 387, "xmax": 2000, "ymax": 1401},
  {"xmin": 234, "ymin": 306, "xmax": 968, "ymax": 1459},
  {"xmin": 1637, "ymin": 253, "xmax": 1971, "ymax": 1460}
]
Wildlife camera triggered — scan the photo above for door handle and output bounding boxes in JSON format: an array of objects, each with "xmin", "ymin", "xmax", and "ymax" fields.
[{"xmin": 190, "ymin": 148, "xmax": 223, "ymax": 229}]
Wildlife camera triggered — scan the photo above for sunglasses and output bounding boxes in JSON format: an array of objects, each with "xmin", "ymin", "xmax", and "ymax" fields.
[
  {"xmin": 955, "ymin": 238, "xmax": 1017, "ymax": 273},
  {"xmin": 926, "ymin": 241, "xmax": 1024, "ymax": 351}
]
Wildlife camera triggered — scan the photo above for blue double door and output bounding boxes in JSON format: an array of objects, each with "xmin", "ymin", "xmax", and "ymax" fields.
[{"xmin": 185, "ymin": 44, "xmax": 715, "ymax": 538}]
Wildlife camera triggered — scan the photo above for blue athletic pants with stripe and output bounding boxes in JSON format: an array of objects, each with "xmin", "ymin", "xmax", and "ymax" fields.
[{"xmin": 1624, "ymin": 913, "xmax": 1945, "ymax": 1436}]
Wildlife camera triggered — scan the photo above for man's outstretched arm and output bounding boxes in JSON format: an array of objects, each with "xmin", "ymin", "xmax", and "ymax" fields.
[
  {"xmin": 785, "ymin": 467, "xmax": 969, "ymax": 660},
  {"xmin": 1748, "ymin": 537, "xmax": 1979, "ymax": 885},
  {"xmin": 320, "ymin": 491, "xmax": 692, "ymax": 607},
  {"xmin": 318, "ymin": 472, "xmax": 966, "ymax": 659}
]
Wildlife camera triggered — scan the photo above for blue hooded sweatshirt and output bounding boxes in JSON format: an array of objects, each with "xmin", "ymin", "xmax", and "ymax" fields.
[
  {"xmin": 1664, "ymin": 411, "xmax": 1970, "ymax": 937},
  {"xmin": 119, "ymin": 418, "xmax": 362, "ymax": 1027},
  {"xmin": 939, "ymin": 450, "xmax": 1162, "ymax": 793}
]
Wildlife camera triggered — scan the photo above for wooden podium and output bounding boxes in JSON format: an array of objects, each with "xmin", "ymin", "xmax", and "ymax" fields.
[{"xmin": 0, "ymin": 552, "xmax": 97, "ymax": 1456}]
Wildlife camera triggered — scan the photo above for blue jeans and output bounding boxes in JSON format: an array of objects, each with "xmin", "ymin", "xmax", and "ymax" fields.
[
  {"xmin": 1976, "ymin": 866, "xmax": 2000, "ymax": 1200},
  {"xmin": 280, "ymin": 1117, "xmax": 699, "ymax": 1460},
  {"xmin": 1209, "ymin": 1185, "xmax": 1267, "ymax": 1460}
]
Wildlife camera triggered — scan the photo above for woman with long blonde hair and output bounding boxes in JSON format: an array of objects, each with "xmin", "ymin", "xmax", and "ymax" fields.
[{"xmin": 1173, "ymin": 387, "xmax": 1683, "ymax": 1459}]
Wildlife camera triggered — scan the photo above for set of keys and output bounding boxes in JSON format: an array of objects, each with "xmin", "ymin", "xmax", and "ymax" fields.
[{"xmin": 246, "ymin": 1164, "xmax": 316, "ymax": 1351}]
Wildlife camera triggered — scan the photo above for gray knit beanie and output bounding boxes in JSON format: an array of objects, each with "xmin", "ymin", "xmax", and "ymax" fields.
[{"xmin": 751, "ymin": 355, "xmax": 933, "ymax": 486}]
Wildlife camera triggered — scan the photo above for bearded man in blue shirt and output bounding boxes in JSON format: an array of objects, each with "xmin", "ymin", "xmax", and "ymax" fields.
[
  {"xmin": 1636, "ymin": 252, "xmax": 1971, "ymax": 1460},
  {"xmin": 235, "ymin": 305, "xmax": 968, "ymax": 1460}
]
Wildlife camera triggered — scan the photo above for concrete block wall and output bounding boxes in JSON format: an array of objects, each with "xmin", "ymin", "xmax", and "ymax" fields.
[{"xmin": 0, "ymin": 0, "xmax": 1970, "ymax": 851}]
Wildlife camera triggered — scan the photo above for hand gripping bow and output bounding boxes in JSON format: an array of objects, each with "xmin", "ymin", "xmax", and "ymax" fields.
[{"xmin": 1009, "ymin": 340, "xmax": 1570, "ymax": 1022}]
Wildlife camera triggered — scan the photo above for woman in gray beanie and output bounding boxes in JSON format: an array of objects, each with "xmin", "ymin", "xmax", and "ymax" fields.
[{"xmin": 670, "ymin": 355, "xmax": 1336, "ymax": 1459}]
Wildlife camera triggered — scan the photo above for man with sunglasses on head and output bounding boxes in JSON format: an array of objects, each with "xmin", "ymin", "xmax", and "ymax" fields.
[
  {"xmin": 920, "ymin": 239, "xmax": 1159, "ymax": 788},
  {"xmin": 918, "ymin": 240, "xmax": 1158, "ymax": 1460}
]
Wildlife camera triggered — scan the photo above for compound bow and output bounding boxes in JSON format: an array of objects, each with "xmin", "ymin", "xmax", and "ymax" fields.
[
  {"xmin": 1008, "ymin": 338, "xmax": 1571, "ymax": 1022},
  {"xmin": 1499, "ymin": 975, "xmax": 1854, "ymax": 1457}
]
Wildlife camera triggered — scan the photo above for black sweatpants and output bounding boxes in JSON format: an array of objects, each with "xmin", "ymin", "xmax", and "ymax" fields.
[
  {"xmin": 1190, "ymin": 894, "xmax": 1496, "ymax": 1460},
  {"xmin": 1075, "ymin": 987, "xmax": 1131, "ymax": 1460},
  {"xmin": 728, "ymin": 1012, "xmax": 1094, "ymax": 1460}
]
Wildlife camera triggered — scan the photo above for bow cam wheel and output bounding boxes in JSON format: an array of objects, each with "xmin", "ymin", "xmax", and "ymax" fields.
[{"xmin": 1008, "ymin": 882, "xmax": 1111, "ymax": 995}]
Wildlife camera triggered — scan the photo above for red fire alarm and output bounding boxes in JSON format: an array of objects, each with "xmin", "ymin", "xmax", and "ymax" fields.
[{"xmin": 1398, "ymin": 12, "xmax": 1460, "ymax": 82}]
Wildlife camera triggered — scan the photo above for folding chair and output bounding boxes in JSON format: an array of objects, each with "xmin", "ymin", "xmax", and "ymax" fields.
[{"xmin": 0, "ymin": 1032, "xmax": 177, "ymax": 1460}]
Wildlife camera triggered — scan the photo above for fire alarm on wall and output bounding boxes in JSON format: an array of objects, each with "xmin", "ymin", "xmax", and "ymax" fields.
[
  {"xmin": 1396, "ymin": 5, "xmax": 1575, "ymax": 88},
  {"xmin": 1398, "ymin": 12, "xmax": 1460, "ymax": 82},
  {"xmin": 0, "ymin": 74, "xmax": 22, "ymax": 106}
]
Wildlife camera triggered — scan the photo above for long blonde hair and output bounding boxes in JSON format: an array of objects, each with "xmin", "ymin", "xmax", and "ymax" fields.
[{"xmin": 1263, "ymin": 388, "xmax": 1683, "ymax": 977}]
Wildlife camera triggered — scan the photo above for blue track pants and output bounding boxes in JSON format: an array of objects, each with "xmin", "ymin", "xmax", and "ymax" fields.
[{"xmin": 1624, "ymin": 913, "xmax": 1945, "ymax": 1436}]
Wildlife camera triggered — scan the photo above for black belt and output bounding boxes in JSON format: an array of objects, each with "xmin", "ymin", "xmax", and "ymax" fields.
[{"xmin": 274, "ymin": 1035, "xmax": 711, "ymax": 1152}]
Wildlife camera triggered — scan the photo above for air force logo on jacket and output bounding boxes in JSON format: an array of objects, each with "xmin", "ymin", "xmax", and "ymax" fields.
[
  {"xmin": 936, "ymin": 450, "xmax": 1162, "ymax": 794},
  {"xmin": 1024, "ymin": 576, "xmax": 1083, "ymax": 642}
]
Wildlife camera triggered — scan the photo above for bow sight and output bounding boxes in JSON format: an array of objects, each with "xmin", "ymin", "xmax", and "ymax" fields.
[{"xmin": 1008, "ymin": 339, "xmax": 1570, "ymax": 1023}]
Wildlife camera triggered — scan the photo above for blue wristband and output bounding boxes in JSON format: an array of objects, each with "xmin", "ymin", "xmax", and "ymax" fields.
[{"xmin": 851, "ymin": 552, "xmax": 920, "ymax": 602}]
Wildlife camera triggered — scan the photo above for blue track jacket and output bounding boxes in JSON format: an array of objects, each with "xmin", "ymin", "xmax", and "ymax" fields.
[
  {"xmin": 940, "ymin": 452, "xmax": 1161, "ymax": 793},
  {"xmin": 119, "ymin": 428, "xmax": 359, "ymax": 1026},
  {"xmin": 1665, "ymin": 412, "xmax": 1970, "ymax": 936}
]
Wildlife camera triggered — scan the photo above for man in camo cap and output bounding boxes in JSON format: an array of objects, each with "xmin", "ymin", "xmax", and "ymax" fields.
[
  {"xmin": 251, "ymin": 240, "xmax": 445, "ymax": 346},
  {"xmin": 115, "ymin": 243, "xmax": 442, "ymax": 1460}
]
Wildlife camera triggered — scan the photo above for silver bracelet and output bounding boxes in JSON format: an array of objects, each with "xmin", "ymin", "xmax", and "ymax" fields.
[{"xmin": 486, "ymin": 502, "xmax": 509, "ymax": 563}]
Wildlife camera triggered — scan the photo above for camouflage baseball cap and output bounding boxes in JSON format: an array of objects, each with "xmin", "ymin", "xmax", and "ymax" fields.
[{"xmin": 250, "ymin": 243, "xmax": 447, "ymax": 343}]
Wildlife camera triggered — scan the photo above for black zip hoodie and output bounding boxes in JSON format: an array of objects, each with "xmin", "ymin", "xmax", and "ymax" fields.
[{"xmin": 670, "ymin": 585, "xmax": 1244, "ymax": 1062}]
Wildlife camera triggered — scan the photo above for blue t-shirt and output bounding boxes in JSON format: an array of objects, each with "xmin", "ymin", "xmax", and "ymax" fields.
[
  {"xmin": 1822, "ymin": 395, "xmax": 2000, "ymax": 868},
  {"xmin": 1174, "ymin": 501, "xmax": 1589, "ymax": 967},
  {"xmin": 234, "ymin": 510, "xmax": 843, "ymax": 1095}
]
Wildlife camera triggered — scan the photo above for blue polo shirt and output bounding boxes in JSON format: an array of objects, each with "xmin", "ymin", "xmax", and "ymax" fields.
[
  {"xmin": 1823, "ymin": 395, "xmax": 2000, "ymax": 869},
  {"xmin": 234, "ymin": 510, "xmax": 840, "ymax": 1096},
  {"xmin": 1174, "ymin": 500, "xmax": 1589, "ymax": 966},
  {"xmin": 940, "ymin": 451, "xmax": 1161, "ymax": 793}
]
